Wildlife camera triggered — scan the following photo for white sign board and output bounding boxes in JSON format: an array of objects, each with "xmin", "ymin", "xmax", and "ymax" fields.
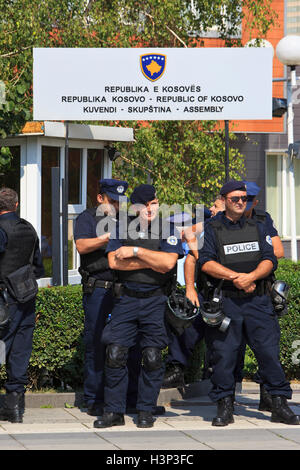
[{"xmin": 33, "ymin": 48, "xmax": 273, "ymax": 121}]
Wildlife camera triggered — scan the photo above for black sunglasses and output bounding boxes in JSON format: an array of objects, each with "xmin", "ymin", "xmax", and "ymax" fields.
[{"xmin": 226, "ymin": 196, "xmax": 248, "ymax": 203}]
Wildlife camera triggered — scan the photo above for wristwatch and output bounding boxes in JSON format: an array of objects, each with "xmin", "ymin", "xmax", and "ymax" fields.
[{"xmin": 133, "ymin": 246, "xmax": 139, "ymax": 257}]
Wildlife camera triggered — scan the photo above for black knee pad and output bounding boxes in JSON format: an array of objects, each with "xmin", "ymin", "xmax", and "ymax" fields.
[
  {"xmin": 142, "ymin": 347, "xmax": 162, "ymax": 372},
  {"xmin": 106, "ymin": 344, "xmax": 128, "ymax": 368}
]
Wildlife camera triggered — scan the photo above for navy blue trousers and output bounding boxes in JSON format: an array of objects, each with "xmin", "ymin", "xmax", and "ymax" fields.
[
  {"xmin": 166, "ymin": 292, "xmax": 206, "ymax": 368},
  {"xmin": 83, "ymin": 287, "xmax": 141, "ymax": 407},
  {"xmin": 205, "ymin": 294, "xmax": 291, "ymax": 402},
  {"xmin": 166, "ymin": 314, "xmax": 206, "ymax": 367},
  {"xmin": 103, "ymin": 294, "xmax": 168, "ymax": 413},
  {"xmin": 82, "ymin": 287, "xmax": 114, "ymax": 406},
  {"xmin": 1, "ymin": 295, "xmax": 36, "ymax": 393}
]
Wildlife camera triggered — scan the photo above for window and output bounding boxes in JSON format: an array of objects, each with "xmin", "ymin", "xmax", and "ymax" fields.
[
  {"xmin": 187, "ymin": 1, "xmax": 242, "ymax": 38},
  {"xmin": 287, "ymin": 0, "xmax": 300, "ymax": 35},
  {"xmin": 68, "ymin": 148, "xmax": 82, "ymax": 205},
  {"xmin": 266, "ymin": 153, "xmax": 300, "ymax": 237},
  {"xmin": 41, "ymin": 146, "xmax": 60, "ymax": 277},
  {"xmin": 86, "ymin": 149, "xmax": 103, "ymax": 208}
]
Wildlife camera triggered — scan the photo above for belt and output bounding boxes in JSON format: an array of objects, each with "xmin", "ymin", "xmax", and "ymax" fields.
[
  {"xmin": 123, "ymin": 286, "xmax": 166, "ymax": 299},
  {"xmin": 94, "ymin": 280, "xmax": 113, "ymax": 289}
]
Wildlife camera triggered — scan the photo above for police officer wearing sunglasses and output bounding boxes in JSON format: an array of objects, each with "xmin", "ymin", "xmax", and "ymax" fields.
[{"xmin": 197, "ymin": 180, "xmax": 299, "ymax": 427}]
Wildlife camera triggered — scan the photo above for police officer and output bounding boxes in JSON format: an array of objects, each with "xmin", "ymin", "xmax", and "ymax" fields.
[
  {"xmin": 0, "ymin": 188, "xmax": 44, "ymax": 423},
  {"xmin": 234, "ymin": 180, "xmax": 285, "ymax": 410},
  {"xmin": 162, "ymin": 203, "xmax": 220, "ymax": 389},
  {"xmin": 243, "ymin": 181, "xmax": 284, "ymax": 259},
  {"xmin": 74, "ymin": 178, "xmax": 129, "ymax": 416},
  {"xmin": 94, "ymin": 184, "xmax": 184, "ymax": 429},
  {"xmin": 198, "ymin": 180, "xmax": 299, "ymax": 426}
]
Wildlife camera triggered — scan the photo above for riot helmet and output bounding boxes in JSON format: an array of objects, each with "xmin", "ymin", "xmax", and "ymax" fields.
[
  {"xmin": 200, "ymin": 279, "xmax": 231, "ymax": 333},
  {"xmin": 271, "ymin": 280, "xmax": 289, "ymax": 317},
  {"xmin": 166, "ymin": 288, "xmax": 200, "ymax": 336}
]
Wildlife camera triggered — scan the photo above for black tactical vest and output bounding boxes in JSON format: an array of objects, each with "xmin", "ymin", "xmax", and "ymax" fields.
[
  {"xmin": 79, "ymin": 208, "xmax": 110, "ymax": 275},
  {"xmin": 197, "ymin": 218, "xmax": 264, "ymax": 294},
  {"xmin": 211, "ymin": 218, "xmax": 262, "ymax": 273},
  {"xmin": 0, "ymin": 216, "xmax": 37, "ymax": 279},
  {"xmin": 117, "ymin": 217, "xmax": 177, "ymax": 286}
]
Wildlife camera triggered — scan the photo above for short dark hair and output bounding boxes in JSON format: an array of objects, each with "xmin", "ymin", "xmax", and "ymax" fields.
[{"xmin": 0, "ymin": 187, "xmax": 18, "ymax": 212}]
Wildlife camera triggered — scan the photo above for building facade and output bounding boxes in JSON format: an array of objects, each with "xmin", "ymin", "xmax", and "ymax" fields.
[{"xmin": 201, "ymin": 0, "xmax": 300, "ymax": 259}]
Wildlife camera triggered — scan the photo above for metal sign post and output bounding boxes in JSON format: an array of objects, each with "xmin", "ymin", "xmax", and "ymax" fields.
[
  {"xmin": 224, "ymin": 120, "xmax": 230, "ymax": 183},
  {"xmin": 62, "ymin": 121, "xmax": 69, "ymax": 285}
]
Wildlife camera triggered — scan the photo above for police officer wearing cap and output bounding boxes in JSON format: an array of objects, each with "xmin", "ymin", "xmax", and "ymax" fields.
[
  {"xmin": 243, "ymin": 180, "xmax": 284, "ymax": 259},
  {"xmin": 94, "ymin": 184, "xmax": 184, "ymax": 429},
  {"xmin": 162, "ymin": 204, "xmax": 218, "ymax": 389},
  {"xmin": 74, "ymin": 178, "xmax": 129, "ymax": 416},
  {"xmin": 198, "ymin": 180, "xmax": 299, "ymax": 426},
  {"xmin": 0, "ymin": 188, "xmax": 44, "ymax": 423},
  {"xmin": 234, "ymin": 180, "xmax": 285, "ymax": 410}
]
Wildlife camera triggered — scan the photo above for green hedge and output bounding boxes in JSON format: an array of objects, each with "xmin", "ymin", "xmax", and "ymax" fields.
[
  {"xmin": 0, "ymin": 285, "xmax": 85, "ymax": 391},
  {"xmin": 0, "ymin": 259, "xmax": 299, "ymax": 391},
  {"xmin": 243, "ymin": 259, "xmax": 300, "ymax": 380}
]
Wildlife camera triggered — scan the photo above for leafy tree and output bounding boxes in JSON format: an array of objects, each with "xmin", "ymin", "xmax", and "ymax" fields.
[
  {"xmin": 0, "ymin": 0, "xmax": 277, "ymax": 196},
  {"xmin": 113, "ymin": 120, "xmax": 245, "ymax": 206}
]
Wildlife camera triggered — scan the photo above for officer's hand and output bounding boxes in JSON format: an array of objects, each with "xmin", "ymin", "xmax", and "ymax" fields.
[
  {"xmin": 243, "ymin": 284, "xmax": 256, "ymax": 293},
  {"xmin": 185, "ymin": 287, "xmax": 200, "ymax": 307},
  {"xmin": 114, "ymin": 246, "xmax": 135, "ymax": 260},
  {"xmin": 233, "ymin": 273, "xmax": 255, "ymax": 291},
  {"xmin": 98, "ymin": 233, "xmax": 110, "ymax": 242}
]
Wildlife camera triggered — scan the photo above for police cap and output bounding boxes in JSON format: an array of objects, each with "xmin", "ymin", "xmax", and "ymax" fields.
[
  {"xmin": 242, "ymin": 180, "xmax": 261, "ymax": 211},
  {"xmin": 220, "ymin": 180, "xmax": 246, "ymax": 196},
  {"xmin": 130, "ymin": 184, "xmax": 157, "ymax": 205},
  {"xmin": 99, "ymin": 179, "xmax": 128, "ymax": 201},
  {"xmin": 166, "ymin": 212, "xmax": 192, "ymax": 225}
]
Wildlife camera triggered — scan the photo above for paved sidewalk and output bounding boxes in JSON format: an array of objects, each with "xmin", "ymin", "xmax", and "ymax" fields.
[{"xmin": 0, "ymin": 383, "xmax": 299, "ymax": 450}]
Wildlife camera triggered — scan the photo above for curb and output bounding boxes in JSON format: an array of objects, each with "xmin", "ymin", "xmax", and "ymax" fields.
[{"xmin": 1, "ymin": 381, "xmax": 299, "ymax": 409}]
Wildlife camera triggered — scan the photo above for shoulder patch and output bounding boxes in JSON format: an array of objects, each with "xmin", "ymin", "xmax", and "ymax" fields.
[
  {"xmin": 167, "ymin": 235, "xmax": 178, "ymax": 246},
  {"xmin": 266, "ymin": 235, "xmax": 273, "ymax": 246}
]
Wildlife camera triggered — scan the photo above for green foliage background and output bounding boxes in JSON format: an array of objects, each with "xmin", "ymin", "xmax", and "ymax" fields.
[{"xmin": 113, "ymin": 120, "xmax": 246, "ymax": 206}]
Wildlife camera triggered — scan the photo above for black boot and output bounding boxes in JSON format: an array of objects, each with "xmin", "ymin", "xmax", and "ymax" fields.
[
  {"xmin": 212, "ymin": 396, "xmax": 234, "ymax": 427},
  {"xmin": 271, "ymin": 396, "xmax": 300, "ymax": 425},
  {"xmin": 137, "ymin": 411, "xmax": 155, "ymax": 428},
  {"xmin": 93, "ymin": 411, "xmax": 125, "ymax": 428},
  {"xmin": 258, "ymin": 384, "xmax": 273, "ymax": 412},
  {"xmin": 0, "ymin": 392, "xmax": 24, "ymax": 423},
  {"xmin": 162, "ymin": 363, "xmax": 185, "ymax": 389}
]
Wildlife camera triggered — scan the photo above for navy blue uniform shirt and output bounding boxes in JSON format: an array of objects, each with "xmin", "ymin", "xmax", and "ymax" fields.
[
  {"xmin": 198, "ymin": 211, "xmax": 277, "ymax": 271},
  {"xmin": 74, "ymin": 208, "xmax": 114, "ymax": 281},
  {"xmin": 106, "ymin": 218, "xmax": 184, "ymax": 291},
  {"xmin": 0, "ymin": 212, "xmax": 45, "ymax": 279}
]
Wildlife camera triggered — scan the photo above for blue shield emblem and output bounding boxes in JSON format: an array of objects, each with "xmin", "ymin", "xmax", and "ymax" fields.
[{"xmin": 140, "ymin": 54, "xmax": 166, "ymax": 82}]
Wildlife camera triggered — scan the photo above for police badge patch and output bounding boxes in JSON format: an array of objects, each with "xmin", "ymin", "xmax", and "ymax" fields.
[
  {"xmin": 167, "ymin": 235, "xmax": 178, "ymax": 246},
  {"xmin": 140, "ymin": 54, "xmax": 166, "ymax": 82},
  {"xmin": 266, "ymin": 235, "xmax": 273, "ymax": 246}
]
